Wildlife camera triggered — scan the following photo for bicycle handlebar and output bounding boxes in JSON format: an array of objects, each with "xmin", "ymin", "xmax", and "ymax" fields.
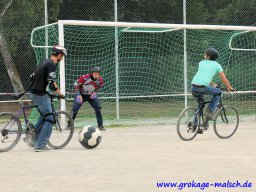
[
  {"xmin": 46, "ymin": 92, "xmax": 65, "ymax": 100},
  {"xmin": 216, "ymin": 86, "xmax": 236, "ymax": 92}
]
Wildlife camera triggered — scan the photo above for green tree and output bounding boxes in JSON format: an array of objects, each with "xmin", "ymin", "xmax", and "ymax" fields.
[
  {"xmin": 214, "ymin": 0, "xmax": 256, "ymax": 25},
  {"xmin": 0, "ymin": 0, "xmax": 63, "ymax": 94},
  {"xmin": 59, "ymin": 0, "xmax": 113, "ymax": 21},
  {"xmin": 0, "ymin": 0, "xmax": 24, "ymax": 94}
]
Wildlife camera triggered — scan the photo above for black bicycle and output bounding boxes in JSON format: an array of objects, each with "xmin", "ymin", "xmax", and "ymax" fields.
[
  {"xmin": 0, "ymin": 92, "xmax": 74, "ymax": 152},
  {"xmin": 177, "ymin": 90, "xmax": 239, "ymax": 141}
]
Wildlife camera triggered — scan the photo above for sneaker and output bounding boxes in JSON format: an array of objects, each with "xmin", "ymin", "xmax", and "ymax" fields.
[
  {"xmin": 205, "ymin": 109, "xmax": 215, "ymax": 121},
  {"xmin": 34, "ymin": 146, "xmax": 52, "ymax": 152},
  {"xmin": 98, "ymin": 126, "xmax": 106, "ymax": 131}
]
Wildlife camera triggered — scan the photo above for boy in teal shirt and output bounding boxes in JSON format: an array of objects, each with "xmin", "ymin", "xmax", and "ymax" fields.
[{"xmin": 191, "ymin": 48, "xmax": 234, "ymax": 124}]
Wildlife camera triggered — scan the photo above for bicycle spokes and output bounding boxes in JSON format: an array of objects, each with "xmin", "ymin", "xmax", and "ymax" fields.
[
  {"xmin": 214, "ymin": 106, "xmax": 239, "ymax": 139},
  {"xmin": 48, "ymin": 111, "xmax": 74, "ymax": 149},
  {"xmin": 177, "ymin": 107, "xmax": 199, "ymax": 141},
  {"xmin": 0, "ymin": 113, "xmax": 22, "ymax": 152}
]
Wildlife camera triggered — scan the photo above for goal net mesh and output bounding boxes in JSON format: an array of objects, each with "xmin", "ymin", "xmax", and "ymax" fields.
[{"xmin": 30, "ymin": 23, "xmax": 256, "ymax": 127}]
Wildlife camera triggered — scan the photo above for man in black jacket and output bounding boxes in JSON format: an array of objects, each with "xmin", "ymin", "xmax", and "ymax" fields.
[{"xmin": 28, "ymin": 45, "xmax": 66, "ymax": 152}]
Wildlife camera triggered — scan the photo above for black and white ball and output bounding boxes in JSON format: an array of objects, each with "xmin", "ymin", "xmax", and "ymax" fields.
[{"xmin": 78, "ymin": 125, "xmax": 102, "ymax": 149}]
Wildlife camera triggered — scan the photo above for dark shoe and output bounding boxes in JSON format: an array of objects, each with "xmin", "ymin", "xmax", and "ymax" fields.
[
  {"xmin": 34, "ymin": 146, "xmax": 52, "ymax": 152},
  {"xmin": 205, "ymin": 109, "xmax": 215, "ymax": 121},
  {"xmin": 98, "ymin": 126, "xmax": 106, "ymax": 131},
  {"xmin": 197, "ymin": 129, "xmax": 204, "ymax": 134}
]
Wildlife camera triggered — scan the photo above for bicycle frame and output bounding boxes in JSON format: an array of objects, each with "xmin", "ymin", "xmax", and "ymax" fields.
[
  {"xmin": 15, "ymin": 105, "xmax": 38, "ymax": 128},
  {"xmin": 16, "ymin": 93, "xmax": 59, "ymax": 127},
  {"xmin": 11, "ymin": 94, "xmax": 58, "ymax": 133},
  {"xmin": 193, "ymin": 92, "xmax": 224, "ymax": 129}
]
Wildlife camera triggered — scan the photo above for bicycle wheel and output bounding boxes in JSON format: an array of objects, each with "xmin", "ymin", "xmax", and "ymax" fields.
[
  {"xmin": 0, "ymin": 113, "xmax": 22, "ymax": 152},
  {"xmin": 213, "ymin": 106, "xmax": 239, "ymax": 139},
  {"xmin": 48, "ymin": 111, "xmax": 74, "ymax": 149},
  {"xmin": 177, "ymin": 107, "xmax": 199, "ymax": 141}
]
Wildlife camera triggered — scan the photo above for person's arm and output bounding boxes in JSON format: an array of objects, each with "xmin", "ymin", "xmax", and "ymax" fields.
[
  {"xmin": 73, "ymin": 75, "xmax": 85, "ymax": 102},
  {"xmin": 210, "ymin": 82, "xmax": 217, "ymax": 87},
  {"xmin": 74, "ymin": 81, "xmax": 80, "ymax": 92},
  {"xmin": 219, "ymin": 72, "xmax": 234, "ymax": 91},
  {"xmin": 48, "ymin": 81, "xmax": 65, "ymax": 98},
  {"xmin": 74, "ymin": 75, "xmax": 85, "ymax": 92},
  {"xmin": 47, "ymin": 64, "xmax": 64, "ymax": 97},
  {"xmin": 54, "ymin": 83, "xmax": 64, "ymax": 97}
]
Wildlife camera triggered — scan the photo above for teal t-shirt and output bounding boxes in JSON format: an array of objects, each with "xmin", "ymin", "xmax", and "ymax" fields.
[{"xmin": 191, "ymin": 60, "xmax": 223, "ymax": 86}]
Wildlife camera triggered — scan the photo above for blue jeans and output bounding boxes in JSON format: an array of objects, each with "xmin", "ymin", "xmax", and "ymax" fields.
[
  {"xmin": 191, "ymin": 85, "xmax": 221, "ymax": 124},
  {"xmin": 28, "ymin": 92, "xmax": 54, "ymax": 148},
  {"xmin": 71, "ymin": 92, "xmax": 103, "ymax": 127}
]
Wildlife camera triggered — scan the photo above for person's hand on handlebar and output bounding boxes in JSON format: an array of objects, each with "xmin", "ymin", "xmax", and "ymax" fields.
[
  {"xmin": 59, "ymin": 94, "xmax": 65, "ymax": 99},
  {"xmin": 226, "ymin": 86, "xmax": 235, "ymax": 92},
  {"xmin": 210, "ymin": 82, "xmax": 218, "ymax": 87}
]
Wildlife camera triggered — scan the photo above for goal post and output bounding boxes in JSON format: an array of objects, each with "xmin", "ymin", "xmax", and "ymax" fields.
[
  {"xmin": 30, "ymin": 21, "xmax": 256, "ymax": 127},
  {"xmin": 58, "ymin": 21, "xmax": 66, "ymax": 112},
  {"xmin": 229, "ymin": 31, "xmax": 256, "ymax": 52}
]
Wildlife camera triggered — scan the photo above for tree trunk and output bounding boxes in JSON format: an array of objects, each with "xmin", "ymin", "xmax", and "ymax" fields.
[
  {"xmin": 0, "ymin": 22, "xmax": 25, "ymax": 94},
  {"xmin": 0, "ymin": 0, "xmax": 25, "ymax": 94}
]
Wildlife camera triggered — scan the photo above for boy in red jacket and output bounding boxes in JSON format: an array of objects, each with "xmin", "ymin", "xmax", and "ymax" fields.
[{"xmin": 70, "ymin": 67, "xmax": 105, "ymax": 130}]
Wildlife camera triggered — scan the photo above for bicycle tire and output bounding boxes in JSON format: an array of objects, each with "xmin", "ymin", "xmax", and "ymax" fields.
[
  {"xmin": 213, "ymin": 106, "xmax": 239, "ymax": 139},
  {"xmin": 0, "ymin": 112, "xmax": 22, "ymax": 152},
  {"xmin": 177, "ymin": 107, "xmax": 199, "ymax": 141},
  {"xmin": 48, "ymin": 111, "xmax": 74, "ymax": 149}
]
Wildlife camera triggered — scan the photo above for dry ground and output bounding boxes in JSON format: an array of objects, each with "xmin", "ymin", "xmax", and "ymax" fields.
[{"xmin": 0, "ymin": 122, "xmax": 255, "ymax": 192}]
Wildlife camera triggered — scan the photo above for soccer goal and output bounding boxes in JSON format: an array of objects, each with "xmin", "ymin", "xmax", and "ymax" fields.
[{"xmin": 30, "ymin": 21, "xmax": 256, "ymax": 127}]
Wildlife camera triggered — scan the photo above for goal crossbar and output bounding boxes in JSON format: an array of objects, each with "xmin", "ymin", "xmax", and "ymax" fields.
[
  {"xmin": 31, "ymin": 21, "xmax": 256, "ymax": 48},
  {"xmin": 59, "ymin": 20, "xmax": 256, "ymax": 31}
]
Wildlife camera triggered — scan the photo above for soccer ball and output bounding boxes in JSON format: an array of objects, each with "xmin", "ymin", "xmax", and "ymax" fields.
[{"xmin": 78, "ymin": 125, "xmax": 102, "ymax": 149}]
